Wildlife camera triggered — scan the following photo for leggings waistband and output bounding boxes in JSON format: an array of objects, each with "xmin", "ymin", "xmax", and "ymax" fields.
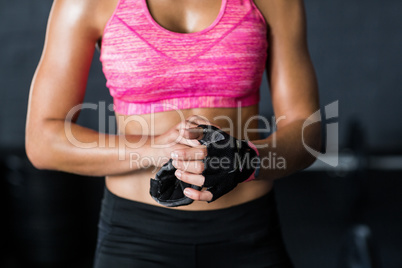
[{"xmin": 100, "ymin": 186, "xmax": 280, "ymax": 244}]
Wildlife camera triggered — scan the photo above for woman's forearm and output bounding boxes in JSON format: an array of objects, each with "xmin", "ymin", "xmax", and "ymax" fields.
[
  {"xmin": 251, "ymin": 119, "xmax": 321, "ymax": 182},
  {"xmin": 26, "ymin": 119, "xmax": 154, "ymax": 177}
]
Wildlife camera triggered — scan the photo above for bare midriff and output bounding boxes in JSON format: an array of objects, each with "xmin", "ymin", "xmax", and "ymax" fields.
[{"xmin": 105, "ymin": 104, "xmax": 274, "ymax": 210}]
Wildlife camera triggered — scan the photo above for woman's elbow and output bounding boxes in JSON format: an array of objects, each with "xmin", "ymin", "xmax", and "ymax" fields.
[
  {"xmin": 25, "ymin": 137, "xmax": 49, "ymax": 170},
  {"xmin": 25, "ymin": 128, "xmax": 58, "ymax": 171}
]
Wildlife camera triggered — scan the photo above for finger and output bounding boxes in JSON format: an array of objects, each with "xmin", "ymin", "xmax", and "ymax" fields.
[
  {"xmin": 181, "ymin": 127, "xmax": 204, "ymax": 140},
  {"xmin": 170, "ymin": 146, "xmax": 207, "ymax": 160},
  {"xmin": 169, "ymin": 127, "xmax": 198, "ymax": 147},
  {"xmin": 176, "ymin": 120, "xmax": 198, "ymax": 130},
  {"xmin": 185, "ymin": 115, "xmax": 221, "ymax": 129},
  {"xmin": 181, "ymin": 125, "xmax": 222, "ymax": 143},
  {"xmin": 175, "ymin": 128, "xmax": 204, "ymax": 147},
  {"xmin": 183, "ymin": 187, "xmax": 213, "ymax": 202},
  {"xmin": 172, "ymin": 159, "xmax": 205, "ymax": 174},
  {"xmin": 174, "ymin": 134, "xmax": 201, "ymax": 147},
  {"xmin": 175, "ymin": 122, "xmax": 204, "ymax": 147},
  {"xmin": 175, "ymin": 170, "xmax": 205, "ymax": 187}
]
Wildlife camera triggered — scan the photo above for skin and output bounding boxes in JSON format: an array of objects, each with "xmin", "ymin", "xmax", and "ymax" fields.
[{"xmin": 26, "ymin": 0, "xmax": 321, "ymax": 210}]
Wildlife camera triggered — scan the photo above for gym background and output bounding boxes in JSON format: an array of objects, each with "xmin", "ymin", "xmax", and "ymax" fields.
[{"xmin": 1, "ymin": 0, "xmax": 401, "ymax": 267}]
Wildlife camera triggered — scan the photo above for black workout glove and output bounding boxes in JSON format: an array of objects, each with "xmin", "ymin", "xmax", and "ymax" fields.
[
  {"xmin": 150, "ymin": 159, "xmax": 202, "ymax": 207},
  {"xmin": 197, "ymin": 124, "xmax": 260, "ymax": 202},
  {"xmin": 149, "ymin": 124, "xmax": 260, "ymax": 207}
]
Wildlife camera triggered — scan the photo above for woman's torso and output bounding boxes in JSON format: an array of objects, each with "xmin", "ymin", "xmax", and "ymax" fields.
[{"xmin": 98, "ymin": 0, "xmax": 273, "ymax": 210}]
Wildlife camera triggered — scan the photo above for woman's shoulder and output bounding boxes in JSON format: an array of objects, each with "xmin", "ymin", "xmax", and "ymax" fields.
[
  {"xmin": 50, "ymin": 0, "xmax": 119, "ymax": 40},
  {"xmin": 253, "ymin": 0, "xmax": 306, "ymax": 29}
]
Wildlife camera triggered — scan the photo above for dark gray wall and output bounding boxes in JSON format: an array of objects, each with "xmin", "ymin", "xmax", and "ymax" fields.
[
  {"xmin": 0, "ymin": 0, "xmax": 114, "ymax": 148},
  {"xmin": 308, "ymin": 0, "xmax": 402, "ymax": 150},
  {"xmin": 0, "ymin": 0, "xmax": 401, "ymax": 151},
  {"xmin": 259, "ymin": 0, "xmax": 402, "ymax": 151}
]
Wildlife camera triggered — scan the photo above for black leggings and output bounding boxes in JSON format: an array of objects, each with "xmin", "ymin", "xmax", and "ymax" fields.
[{"xmin": 94, "ymin": 186, "xmax": 294, "ymax": 268}]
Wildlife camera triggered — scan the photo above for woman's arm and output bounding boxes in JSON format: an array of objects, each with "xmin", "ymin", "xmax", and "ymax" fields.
[
  {"xmin": 25, "ymin": 0, "xmax": 190, "ymax": 176},
  {"xmin": 251, "ymin": 0, "xmax": 321, "ymax": 181}
]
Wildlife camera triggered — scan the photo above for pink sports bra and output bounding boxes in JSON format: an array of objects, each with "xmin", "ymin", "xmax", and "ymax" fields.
[{"xmin": 100, "ymin": 0, "xmax": 268, "ymax": 115}]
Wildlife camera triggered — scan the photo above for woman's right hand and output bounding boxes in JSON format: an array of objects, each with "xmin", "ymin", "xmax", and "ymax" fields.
[{"xmin": 150, "ymin": 115, "xmax": 215, "ymax": 167}]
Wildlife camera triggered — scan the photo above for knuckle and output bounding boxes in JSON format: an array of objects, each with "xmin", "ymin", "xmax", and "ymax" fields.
[
  {"xmin": 184, "ymin": 120, "xmax": 196, "ymax": 128},
  {"xmin": 178, "ymin": 126, "xmax": 187, "ymax": 135},
  {"xmin": 193, "ymin": 149, "xmax": 202, "ymax": 159},
  {"xmin": 192, "ymin": 192, "xmax": 201, "ymax": 200},
  {"xmin": 201, "ymin": 162, "xmax": 206, "ymax": 172},
  {"xmin": 180, "ymin": 172, "xmax": 188, "ymax": 181},
  {"xmin": 196, "ymin": 175, "xmax": 204, "ymax": 186},
  {"xmin": 195, "ymin": 162, "xmax": 204, "ymax": 173},
  {"xmin": 174, "ymin": 161, "xmax": 182, "ymax": 170},
  {"xmin": 178, "ymin": 121, "xmax": 187, "ymax": 128},
  {"xmin": 186, "ymin": 115, "xmax": 199, "ymax": 120},
  {"xmin": 181, "ymin": 150, "xmax": 187, "ymax": 159},
  {"xmin": 200, "ymin": 148, "xmax": 207, "ymax": 158}
]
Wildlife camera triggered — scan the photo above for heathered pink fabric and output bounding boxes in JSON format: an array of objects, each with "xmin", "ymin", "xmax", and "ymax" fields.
[{"xmin": 100, "ymin": 0, "xmax": 268, "ymax": 115}]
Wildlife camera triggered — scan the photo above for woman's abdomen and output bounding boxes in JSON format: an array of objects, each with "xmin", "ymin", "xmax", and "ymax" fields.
[{"xmin": 106, "ymin": 105, "xmax": 274, "ymax": 210}]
